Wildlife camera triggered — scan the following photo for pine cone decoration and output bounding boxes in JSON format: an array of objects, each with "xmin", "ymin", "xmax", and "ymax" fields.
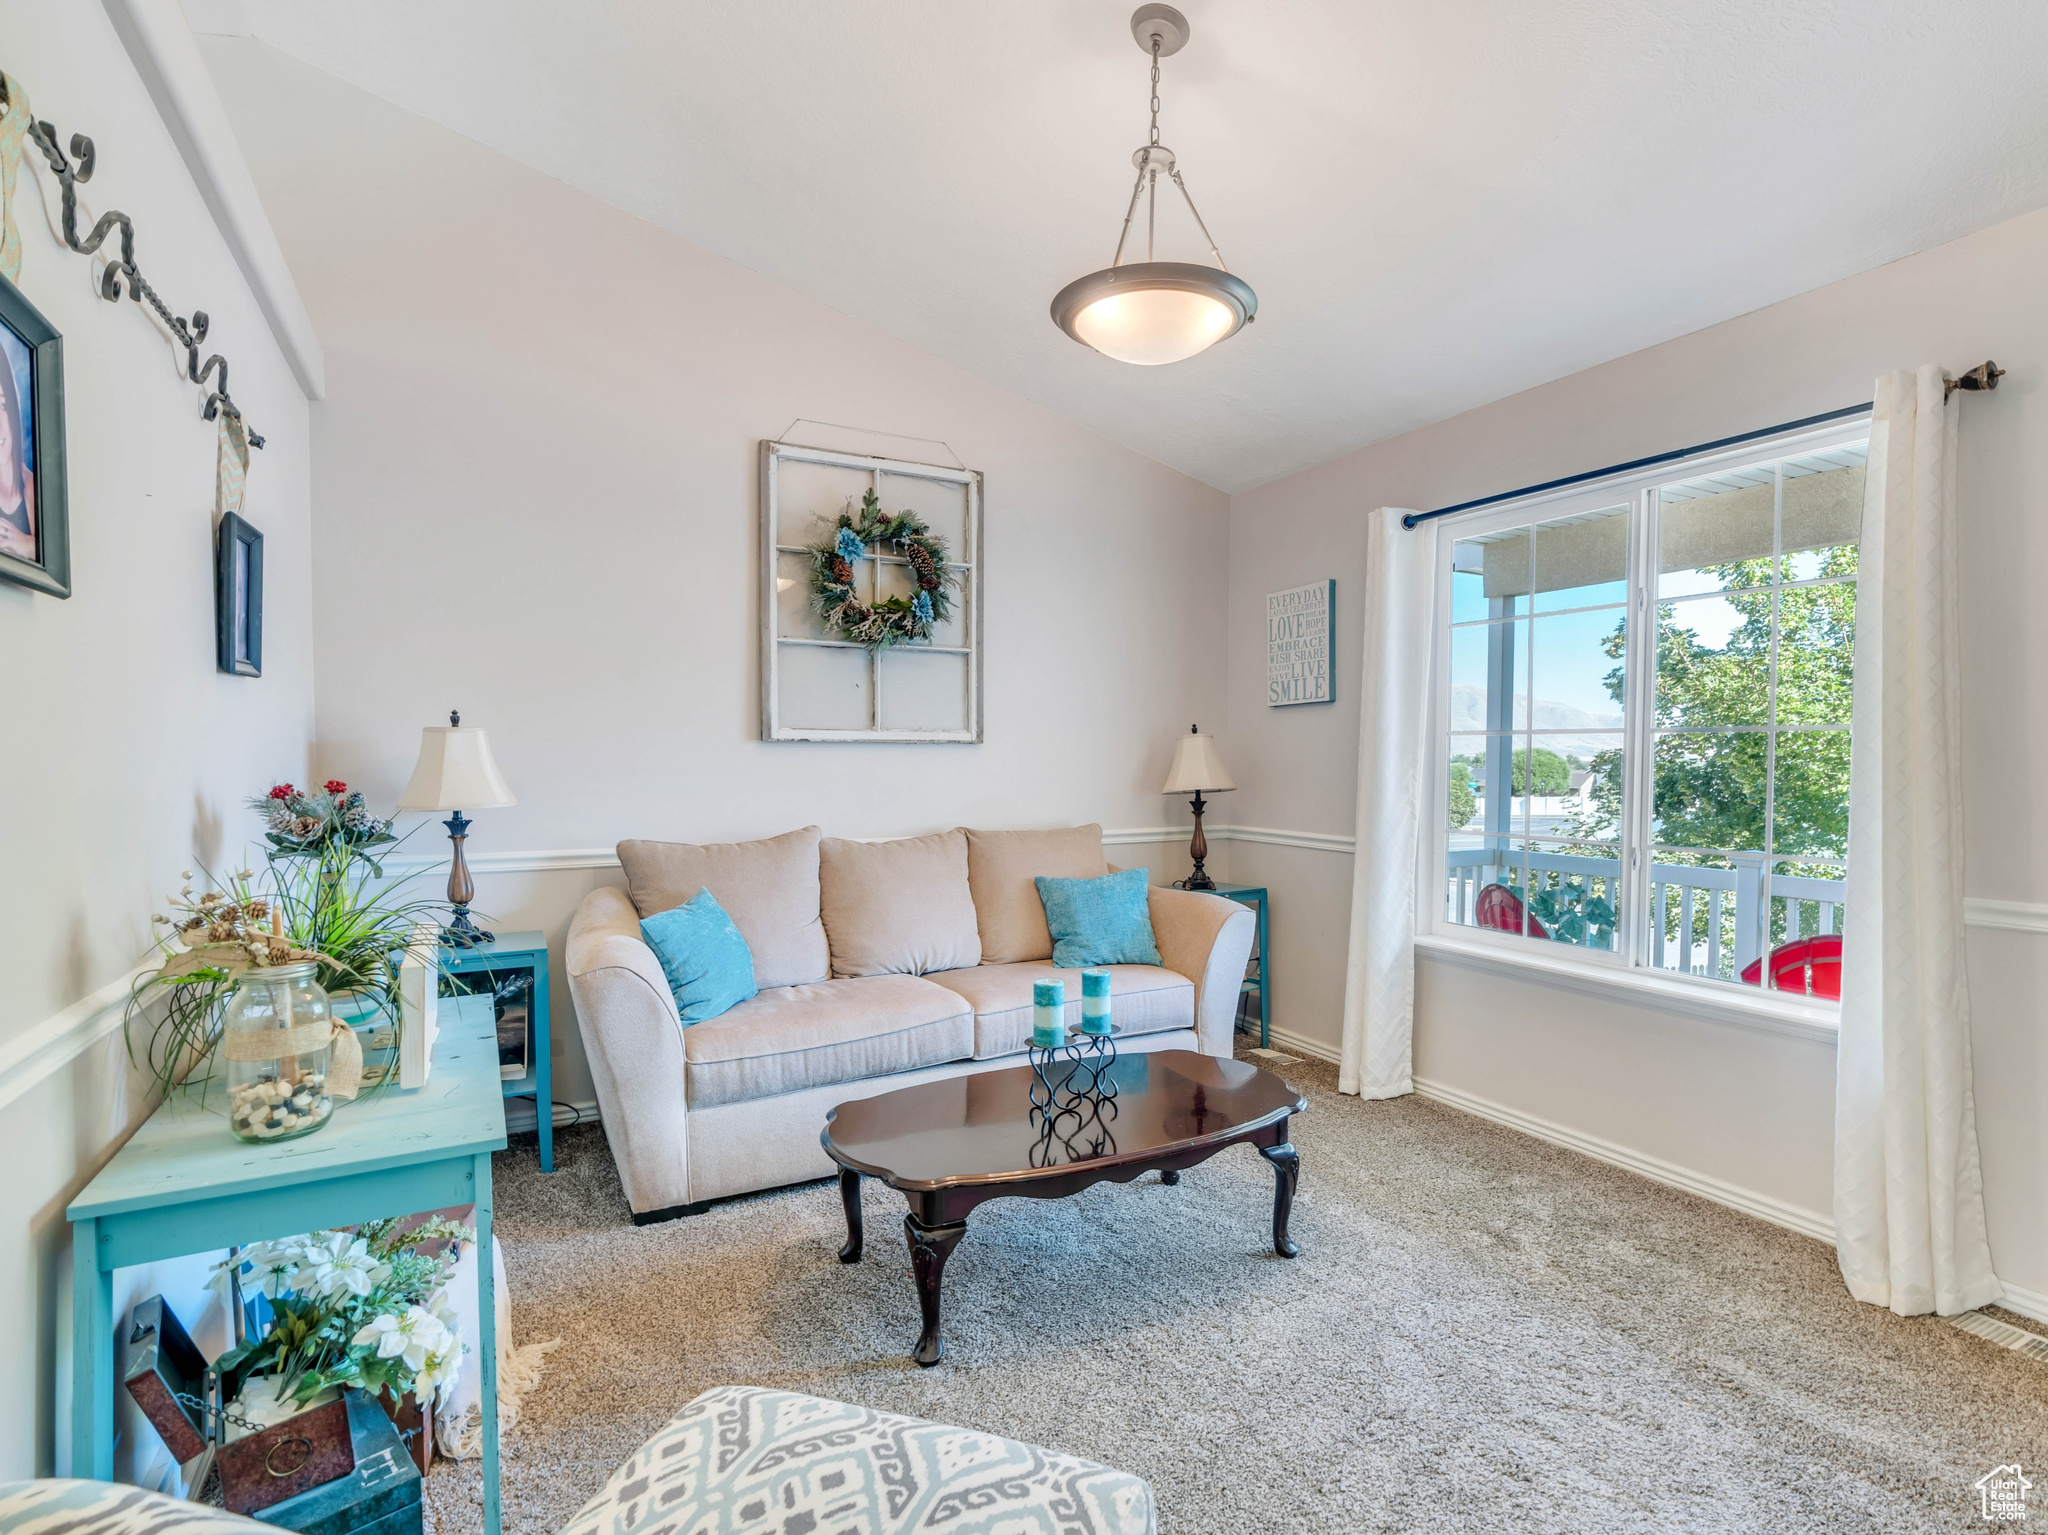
[
  {"xmin": 842, "ymin": 601, "xmax": 871, "ymax": 626},
  {"xmin": 831, "ymin": 557, "xmax": 854, "ymax": 586},
  {"xmin": 906, "ymin": 542, "xmax": 938, "ymax": 589}
]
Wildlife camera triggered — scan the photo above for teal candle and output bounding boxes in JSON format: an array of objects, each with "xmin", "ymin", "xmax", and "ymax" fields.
[
  {"xmin": 1080, "ymin": 968, "xmax": 1112, "ymax": 1035},
  {"xmin": 1032, "ymin": 979, "xmax": 1067, "ymax": 1047}
]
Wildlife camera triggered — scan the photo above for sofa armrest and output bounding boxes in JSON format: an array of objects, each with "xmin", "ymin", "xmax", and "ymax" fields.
[
  {"xmin": 1148, "ymin": 886, "xmax": 1256, "ymax": 1057},
  {"xmin": 566, "ymin": 885, "xmax": 692, "ymax": 1217}
]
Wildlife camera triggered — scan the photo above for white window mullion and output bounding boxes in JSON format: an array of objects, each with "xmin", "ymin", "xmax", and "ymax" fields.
[{"xmin": 1619, "ymin": 486, "xmax": 1659, "ymax": 972}]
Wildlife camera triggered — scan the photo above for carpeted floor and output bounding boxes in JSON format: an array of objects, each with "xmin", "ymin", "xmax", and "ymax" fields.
[{"xmin": 423, "ymin": 1049, "xmax": 2048, "ymax": 1534}]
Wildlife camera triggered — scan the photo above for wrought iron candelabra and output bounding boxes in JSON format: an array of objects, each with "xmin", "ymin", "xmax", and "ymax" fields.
[{"xmin": 1027, "ymin": 1029, "xmax": 1120, "ymax": 1167}]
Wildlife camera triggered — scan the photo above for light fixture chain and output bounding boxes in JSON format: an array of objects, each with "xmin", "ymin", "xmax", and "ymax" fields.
[{"xmin": 1148, "ymin": 39, "xmax": 1162, "ymax": 147}]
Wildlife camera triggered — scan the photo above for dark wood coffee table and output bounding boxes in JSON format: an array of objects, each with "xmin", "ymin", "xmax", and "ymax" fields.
[{"xmin": 822, "ymin": 1048, "xmax": 1306, "ymax": 1365}]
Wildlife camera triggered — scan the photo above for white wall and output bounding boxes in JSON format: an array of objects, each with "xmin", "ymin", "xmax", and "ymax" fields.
[
  {"xmin": 0, "ymin": 3, "xmax": 315, "ymax": 1478},
  {"xmin": 197, "ymin": 40, "xmax": 1230, "ymax": 1116},
  {"xmin": 1225, "ymin": 206, "xmax": 2048, "ymax": 1300}
]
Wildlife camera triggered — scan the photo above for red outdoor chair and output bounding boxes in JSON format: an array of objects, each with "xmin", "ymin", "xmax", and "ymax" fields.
[
  {"xmin": 1739, "ymin": 934, "xmax": 1843, "ymax": 998},
  {"xmin": 1475, "ymin": 882, "xmax": 1547, "ymax": 940}
]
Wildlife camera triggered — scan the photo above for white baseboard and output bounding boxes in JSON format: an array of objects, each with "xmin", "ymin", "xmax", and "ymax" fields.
[
  {"xmin": 1412, "ymin": 1075, "xmax": 1838, "ymax": 1244},
  {"xmin": 1265, "ymin": 1024, "xmax": 1342, "ymax": 1063},
  {"xmin": 1993, "ymin": 1280, "xmax": 2048, "ymax": 1326}
]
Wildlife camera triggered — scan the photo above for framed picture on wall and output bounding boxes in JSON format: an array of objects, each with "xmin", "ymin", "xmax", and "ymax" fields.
[
  {"xmin": 215, "ymin": 512, "xmax": 263, "ymax": 676},
  {"xmin": 0, "ymin": 272, "xmax": 70, "ymax": 598}
]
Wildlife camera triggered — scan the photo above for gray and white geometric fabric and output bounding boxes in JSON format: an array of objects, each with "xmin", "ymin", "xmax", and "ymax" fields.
[{"xmin": 558, "ymin": 1385, "xmax": 1156, "ymax": 1535}]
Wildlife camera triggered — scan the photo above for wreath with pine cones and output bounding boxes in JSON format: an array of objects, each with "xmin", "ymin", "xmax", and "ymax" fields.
[{"xmin": 808, "ymin": 489, "xmax": 958, "ymax": 648}]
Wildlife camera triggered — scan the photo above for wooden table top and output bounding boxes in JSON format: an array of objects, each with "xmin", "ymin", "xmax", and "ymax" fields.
[
  {"xmin": 824, "ymin": 1048, "xmax": 1303, "ymax": 1192},
  {"xmin": 69, "ymin": 994, "xmax": 506, "ymax": 1221}
]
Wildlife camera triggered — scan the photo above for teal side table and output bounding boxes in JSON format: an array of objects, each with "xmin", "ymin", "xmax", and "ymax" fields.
[
  {"xmin": 67, "ymin": 995, "xmax": 507, "ymax": 1533},
  {"xmin": 441, "ymin": 931, "xmax": 553, "ymax": 1174},
  {"xmin": 1204, "ymin": 883, "xmax": 1270, "ymax": 1048}
]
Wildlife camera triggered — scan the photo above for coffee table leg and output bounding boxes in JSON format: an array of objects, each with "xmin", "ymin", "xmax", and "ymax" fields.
[
  {"xmin": 1160, "ymin": 1169, "xmax": 1181, "ymax": 1185},
  {"xmin": 905, "ymin": 1213, "xmax": 967, "ymax": 1367},
  {"xmin": 837, "ymin": 1167, "xmax": 863, "ymax": 1263},
  {"xmin": 1259, "ymin": 1141, "xmax": 1300, "ymax": 1258}
]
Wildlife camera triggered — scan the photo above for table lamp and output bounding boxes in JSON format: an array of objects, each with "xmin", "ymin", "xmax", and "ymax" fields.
[
  {"xmin": 398, "ymin": 709, "xmax": 518, "ymax": 947},
  {"xmin": 1161, "ymin": 723, "xmax": 1235, "ymax": 891}
]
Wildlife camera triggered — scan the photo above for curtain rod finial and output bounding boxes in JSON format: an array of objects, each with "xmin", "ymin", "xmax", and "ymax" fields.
[{"xmin": 1945, "ymin": 361, "xmax": 2004, "ymax": 399}]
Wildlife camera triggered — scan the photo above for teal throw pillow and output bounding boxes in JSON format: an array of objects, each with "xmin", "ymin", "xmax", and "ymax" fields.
[
  {"xmin": 1035, "ymin": 867, "xmax": 1162, "ymax": 969},
  {"xmin": 640, "ymin": 887, "xmax": 758, "ymax": 1025}
]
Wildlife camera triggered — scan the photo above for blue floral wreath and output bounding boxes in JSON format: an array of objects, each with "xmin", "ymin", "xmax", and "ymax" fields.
[{"xmin": 808, "ymin": 489, "xmax": 957, "ymax": 649}]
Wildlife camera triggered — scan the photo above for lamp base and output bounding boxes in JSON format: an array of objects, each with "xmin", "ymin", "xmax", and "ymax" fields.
[
  {"xmin": 438, "ymin": 905, "xmax": 495, "ymax": 948},
  {"xmin": 1183, "ymin": 870, "xmax": 1217, "ymax": 892}
]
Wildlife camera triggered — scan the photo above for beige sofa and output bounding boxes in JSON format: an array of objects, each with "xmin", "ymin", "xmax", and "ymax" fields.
[{"xmin": 565, "ymin": 824, "xmax": 1256, "ymax": 1222}]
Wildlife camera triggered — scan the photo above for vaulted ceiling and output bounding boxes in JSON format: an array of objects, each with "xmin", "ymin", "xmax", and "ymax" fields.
[{"xmin": 184, "ymin": 0, "xmax": 2048, "ymax": 491}]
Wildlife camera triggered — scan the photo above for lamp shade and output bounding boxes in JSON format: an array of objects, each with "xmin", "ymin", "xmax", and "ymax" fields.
[
  {"xmin": 1161, "ymin": 732, "xmax": 1235, "ymax": 795},
  {"xmin": 397, "ymin": 723, "xmax": 517, "ymax": 811}
]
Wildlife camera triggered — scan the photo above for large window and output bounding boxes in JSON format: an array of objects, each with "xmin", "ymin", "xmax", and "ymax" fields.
[{"xmin": 1434, "ymin": 422, "xmax": 1864, "ymax": 996}]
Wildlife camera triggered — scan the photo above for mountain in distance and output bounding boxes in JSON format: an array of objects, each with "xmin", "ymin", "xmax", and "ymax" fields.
[{"xmin": 1449, "ymin": 685, "xmax": 1622, "ymax": 755}]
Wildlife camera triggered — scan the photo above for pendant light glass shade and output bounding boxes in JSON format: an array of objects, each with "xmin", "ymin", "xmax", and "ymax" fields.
[
  {"xmin": 1051, "ymin": 7, "xmax": 1255, "ymax": 367},
  {"xmin": 1053, "ymin": 262, "xmax": 1255, "ymax": 366}
]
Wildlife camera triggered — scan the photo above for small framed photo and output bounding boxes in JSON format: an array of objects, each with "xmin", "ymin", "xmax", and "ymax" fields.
[
  {"xmin": 0, "ymin": 272, "xmax": 69, "ymax": 598},
  {"xmin": 215, "ymin": 512, "xmax": 263, "ymax": 676}
]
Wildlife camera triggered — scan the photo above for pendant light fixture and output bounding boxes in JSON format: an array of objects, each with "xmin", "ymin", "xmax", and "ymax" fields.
[{"xmin": 1050, "ymin": 4, "xmax": 1256, "ymax": 366}]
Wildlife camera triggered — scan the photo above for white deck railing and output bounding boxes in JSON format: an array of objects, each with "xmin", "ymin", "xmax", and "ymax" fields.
[{"xmin": 1446, "ymin": 846, "xmax": 1844, "ymax": 981}]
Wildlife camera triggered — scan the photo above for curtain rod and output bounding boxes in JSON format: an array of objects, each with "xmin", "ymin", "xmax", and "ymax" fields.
[{"xmin": 1399, "ymin": 361, "xmax": 2004, "ymax": 531}]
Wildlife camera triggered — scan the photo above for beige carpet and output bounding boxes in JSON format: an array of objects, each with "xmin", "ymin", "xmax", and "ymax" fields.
[{"xmin": 423, "ymin": 1049, "xmax": 2048, "ymax": 1534}]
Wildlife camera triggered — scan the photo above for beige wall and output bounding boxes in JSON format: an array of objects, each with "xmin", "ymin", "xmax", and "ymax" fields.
[
  {"xmin": 198, "ymin": 41, "xmax": 1230, "ymax": 1115},
  {"xmin": 1224, "ymin": 205, "xmax": 2048, "ymax": 1299},
  {"xmin": 0, "ymin": 3, "xmax": 315, "ymax": 1477}
]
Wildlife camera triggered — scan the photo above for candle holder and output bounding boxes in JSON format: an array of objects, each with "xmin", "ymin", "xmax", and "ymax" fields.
[{"xmin": 1026, "ymin": 1028, "xmax": 1120, "ymax": 1167}]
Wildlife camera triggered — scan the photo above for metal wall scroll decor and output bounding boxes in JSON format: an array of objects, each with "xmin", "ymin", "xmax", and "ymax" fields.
[
  {"xmin": 2, "ymin": 75, "xmax": 266, "ymax": 446},
  {"xmin": 1027, "ymin": 1031, "xmax": 1121, "ymax": 1168}
]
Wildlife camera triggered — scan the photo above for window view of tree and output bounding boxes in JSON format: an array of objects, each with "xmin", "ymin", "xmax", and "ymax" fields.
[
  {"xmin": 1443, "ymin": 437, "xmax": 1861, "ymax": 991},
  {"xmin": 1447, "ymin": 760, "xmax": 1475, "ymax": 830}
]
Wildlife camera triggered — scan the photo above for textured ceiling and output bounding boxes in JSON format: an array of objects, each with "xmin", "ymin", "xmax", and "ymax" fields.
[{"xmin": 184, "ymin": 0, "xmax": 2048, "ymax": 492}]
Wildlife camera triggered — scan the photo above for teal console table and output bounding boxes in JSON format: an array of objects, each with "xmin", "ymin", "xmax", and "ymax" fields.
[
  {"xmin": 67, "ymin": 994, "xmax": 508, "ymax": 1534},
  {"xmin": 440, "ymin": 931, "xmax": 553, "ymax": 1173},
  {"xmin": 1209, "ymin": 884, "xmax": 1270, "ymax": 1048}
]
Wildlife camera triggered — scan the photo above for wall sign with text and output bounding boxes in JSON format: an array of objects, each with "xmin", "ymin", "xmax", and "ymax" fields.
[{"xmin": 1267, "ymin": 580, "xmax": 1334, "ymax": 706}]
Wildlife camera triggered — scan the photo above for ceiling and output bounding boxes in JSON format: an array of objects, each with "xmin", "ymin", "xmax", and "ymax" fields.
[{"xmin": 181, "ymin": 0, "xmax": 2048, "ymax": 493}]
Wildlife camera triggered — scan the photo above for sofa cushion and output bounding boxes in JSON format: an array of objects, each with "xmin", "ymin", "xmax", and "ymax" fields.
[
  {"xmin": 926, "ymin": 961, "xmax": 1193, "ymax": 1059},
  {"xmin": 819, "ymin": 831, "xmax": 982, "ymax": 978},
  {"xmin": 1036, "ymin": 866, "xmax": 1163, "ymax": 968},
  {"xmin": 617, "ymin": 827, "xmax": 827, "ymax": 990},
  {"xmin": 963, "ymin": 824, "xmax": 1107, "ymax": 965},
  {"xmin": 682, "ymin": 973, "xmax": 972, "ymax": 1108},
  {"xmin": 639, "ymin": 888, "xmax": 757, "ymax": 1024}
]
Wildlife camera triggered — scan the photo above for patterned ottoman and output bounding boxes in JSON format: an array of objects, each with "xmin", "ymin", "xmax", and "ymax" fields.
[{"xmin": 559, "ymin": 1386, "xmax": 1157, "ymax": 1535}]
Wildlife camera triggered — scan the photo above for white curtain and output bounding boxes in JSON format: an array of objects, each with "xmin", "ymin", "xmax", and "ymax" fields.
[
  {"xmin": 1833, "ymin": 365, "xmax": 2000, "ymax": 1316},
  {"xmin": 1338, "ymin": 507, "xmax": 1434, "ymax": 1098}
]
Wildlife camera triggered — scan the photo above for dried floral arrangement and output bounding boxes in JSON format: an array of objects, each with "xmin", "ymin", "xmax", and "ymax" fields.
[
  {"xmin": 807, "ymin": 488, "xmax": 958, "ymax": 648},
  {"xmin": 125, "ymin": 781, "xmax": 441, "ymax": 1098},
  {"xmin": 210, "ymin": 1217, "xmax": 472, "ymax": 1427}
]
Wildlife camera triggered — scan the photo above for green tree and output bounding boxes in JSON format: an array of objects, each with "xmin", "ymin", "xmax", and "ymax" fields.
[
  {"xmin": 1557, "ymin": 545, "xmax": 1857, "ymax": 965},
  {"xmin": 1447, "ymin": 761, "xmax": 1474, "ymax": 829},
  {"xmin": 1512, "ymin": 747, "xmax": 1570, "ymax": 797}
]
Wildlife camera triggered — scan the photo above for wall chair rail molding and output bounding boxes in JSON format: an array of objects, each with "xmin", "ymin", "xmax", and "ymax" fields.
[{"xmin": 0, "ymin": 959, "xmax": 157, "ymax": 1113}]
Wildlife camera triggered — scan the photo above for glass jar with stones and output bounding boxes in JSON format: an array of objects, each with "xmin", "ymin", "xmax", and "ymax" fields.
[{"xmin": 222, "ymin": 962, "xmax": 336, "ymax": 1143}]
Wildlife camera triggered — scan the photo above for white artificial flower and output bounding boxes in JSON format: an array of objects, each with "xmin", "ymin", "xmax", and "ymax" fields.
[
  {"xmin": 352, "ymin": 1305, "xmax": 450, "ymax": 1373},
  {"xmin": 412, "ymin": 1345, "xmax": 459, "ymax": 1405},
  {"xmin": 294, "ymin": 1231, "xmax": 388, "ymax": 1299},
  {"xmin": 207, "ymin": 1240, "xmax": 304, "ymax": 1305}
]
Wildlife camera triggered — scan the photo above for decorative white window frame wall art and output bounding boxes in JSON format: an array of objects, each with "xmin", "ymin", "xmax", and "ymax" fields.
[
  {"xmin": 1267, "ymin": 580, "xmax": 1334, "ymax": 705},
  {"xmin": 759, "ymin": 440, "xmax": 984, "ymax": 743}
]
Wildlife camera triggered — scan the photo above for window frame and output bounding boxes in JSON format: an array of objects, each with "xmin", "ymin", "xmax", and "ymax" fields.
[{"xmin": 1420, "ymin": 414, "xmax": 1870, "ymax": 1012}]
